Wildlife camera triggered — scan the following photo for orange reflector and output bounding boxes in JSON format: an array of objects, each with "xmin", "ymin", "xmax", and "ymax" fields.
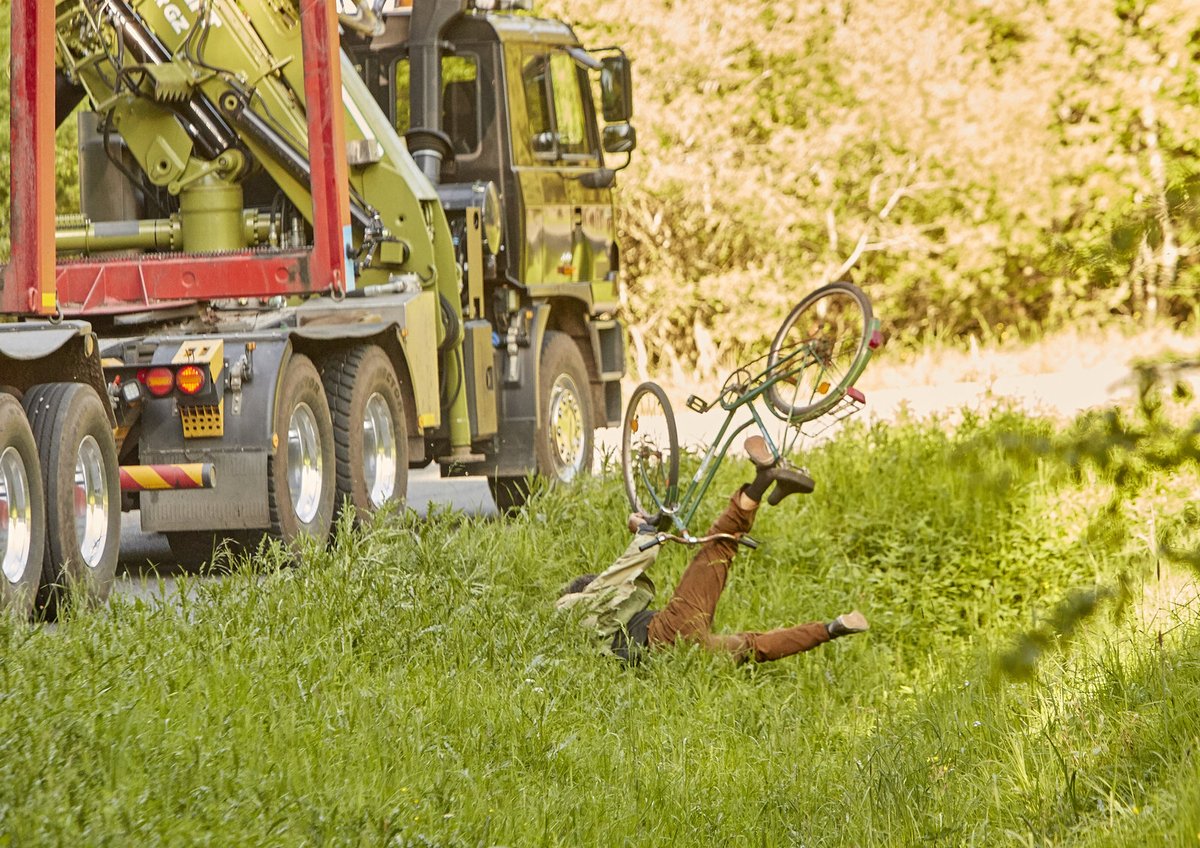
[
  {"xmin": 817, "ymin": 381, "xmax": 830, "ymax": 394},
  {"xmin": 631, "ymin": 417, "xmax": 639, "ymax": 434},
  {"xmin": 144, "ymin": 367, "xmax": 175, "ymax": 398},
  {"xmin": 176, "ymin": 365, "xmax": 206, "ymax": 396}
]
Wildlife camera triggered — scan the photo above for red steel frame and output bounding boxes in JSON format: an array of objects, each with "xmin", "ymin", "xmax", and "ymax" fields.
[
  {"xmin": 4, "ymin": 1, "xmax": 57, "ymax": 316},
  {"xmin": 5, "ymin": 0, "xmax": 351, "ymax": 318}
]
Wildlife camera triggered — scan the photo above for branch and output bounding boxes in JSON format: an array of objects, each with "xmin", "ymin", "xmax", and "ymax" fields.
[{"xmin": 831, "ymin": 166, "xmax": 939, "ymax": 278}]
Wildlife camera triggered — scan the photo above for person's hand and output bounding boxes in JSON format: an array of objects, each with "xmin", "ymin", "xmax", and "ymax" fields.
[{"xmin": 627, "ymin": 512, "xmax": 655, "ymax": 534}]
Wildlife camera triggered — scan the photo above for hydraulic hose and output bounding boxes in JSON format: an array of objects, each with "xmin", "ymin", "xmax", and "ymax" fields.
[
  {"xmin": 218, "ymin": 90, "xmax": 376, "ymax": 233},
  {"xmin": 100, "ymin": 0, "xmax": 240, "ymax": 161}
]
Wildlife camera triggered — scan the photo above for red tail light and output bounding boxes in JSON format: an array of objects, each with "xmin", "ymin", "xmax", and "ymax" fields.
[
  {"xmin": 144, "ymin": 367, "xmax": 175, "ymax": 397},
  {"xmin": 176, "ymin": 365, "xmax": 206, "ymax": 396}
]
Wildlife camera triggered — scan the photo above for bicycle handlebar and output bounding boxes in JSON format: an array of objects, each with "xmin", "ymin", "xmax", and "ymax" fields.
[{"xmin": 638, "ymin": 532, "xmax": 759, "ymax": 552}]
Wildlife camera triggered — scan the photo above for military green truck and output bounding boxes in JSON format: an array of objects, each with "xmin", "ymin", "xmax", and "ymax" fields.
[{"xmin": 0, "ymin": 0, "xmax": 634, "ymax": 616}]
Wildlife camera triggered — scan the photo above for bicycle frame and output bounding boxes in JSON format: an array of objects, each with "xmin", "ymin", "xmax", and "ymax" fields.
[
  {"xmin": 651, "ymin": 327, "xmax": 876, "ymax": 533},
  {"xmin": 658, "ymin": 400, "xmax": 767, "ymax": 532},
  {"xmin": 623, "ymin": 282, "xmax": 881, "ymax": 543}
]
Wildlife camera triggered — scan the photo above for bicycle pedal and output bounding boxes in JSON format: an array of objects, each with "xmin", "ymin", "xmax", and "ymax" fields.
[{"xmin": 686, "ymin": 395, "xmax": 710, "ymax": 413}]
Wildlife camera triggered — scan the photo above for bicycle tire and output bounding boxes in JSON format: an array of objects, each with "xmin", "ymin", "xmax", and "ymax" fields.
[
  {"xmin": 765, "ymin": 281, "xmax": 875, "ymax": 421},
  {"xmin": 621, "ymin": 382, "xmax": 680, "ymax": 523}
]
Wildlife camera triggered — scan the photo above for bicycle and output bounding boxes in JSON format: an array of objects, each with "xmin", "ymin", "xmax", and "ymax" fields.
[{"xmin": 621, "ymin": 281, "xmax": 881, "ymax": 551}]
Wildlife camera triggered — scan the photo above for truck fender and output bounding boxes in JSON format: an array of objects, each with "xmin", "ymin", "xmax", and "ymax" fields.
[
  {"xmin": 0, "ymin": 322, "xmax": 114, "ymax": 426},
  {"xmin": 500, "ymin": 303, "xmax": 550, "ymax": 424},
  {"xmin": 484, "ymin": 303, "xmax": 550, "ymax": 476}
]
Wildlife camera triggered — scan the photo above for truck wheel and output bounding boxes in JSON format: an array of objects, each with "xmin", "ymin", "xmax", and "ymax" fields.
[
  {"xmin": 487, "ymin": 332, "xmax": 594, "ymax": 513},
  {"xmin": 0, "ymin": 395, "xmax": 46, "ymax": 618},
  {"xmin": 536, "ymin": 331, "xmax": 594, "ymax": 483},
  {"xmin": 321, "ymin": 345, "xmax": 408, "ymax": 521},
  {"xmin": 23, "ymin": 384, "xmax": 120, "ymax": 619},
  {"xmin": 267, "ymin": 354, "xmax": 336, "ymax": 548}
]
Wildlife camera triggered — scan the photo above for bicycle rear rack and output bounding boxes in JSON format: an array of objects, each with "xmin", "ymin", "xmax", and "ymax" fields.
[{"xmin": 794, "ymin": 386, "xmax": 867, "ymax": 438}]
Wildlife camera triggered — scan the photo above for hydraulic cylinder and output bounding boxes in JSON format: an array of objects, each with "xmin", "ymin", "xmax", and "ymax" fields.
[{"xmin": 180, "ymin": 177, "xmax": 246, "ymax": 253}]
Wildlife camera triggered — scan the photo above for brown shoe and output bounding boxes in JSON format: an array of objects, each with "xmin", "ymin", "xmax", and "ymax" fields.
[
  {"xmin": 745, "ymin": 435, "xmax": 776, "ymax": 469},
  {"xmin": 827, "ymin": 610, "xmax": 869, "ymax": 638}
]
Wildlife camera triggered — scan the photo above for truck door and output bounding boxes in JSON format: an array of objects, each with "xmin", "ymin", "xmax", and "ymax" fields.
[{"xmin": 512, "ymin": 47, "xmax": 613, "ymax": 290}]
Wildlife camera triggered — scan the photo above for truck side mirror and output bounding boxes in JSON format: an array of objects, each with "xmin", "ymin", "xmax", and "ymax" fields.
[
  {"xmin": 600, "ymin": 55, "xmax": 633, "ymax": 124},
  {"xmin": 603, "ymin": 123, "xmax": 637, "ymax": 154}
]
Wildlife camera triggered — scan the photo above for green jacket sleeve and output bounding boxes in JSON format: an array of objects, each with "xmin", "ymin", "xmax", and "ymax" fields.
[{"xmin": 556, "ymin": 535, "xmax": 659, "ymax": 638}]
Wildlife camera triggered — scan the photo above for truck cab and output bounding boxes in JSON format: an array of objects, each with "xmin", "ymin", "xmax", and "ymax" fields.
[
  {"xmin": 344, "ymin": 2, "xmax": 636, "ymax": 499},
  {"xmin": 348, "ymin": 6, "xmax": 634, "ymax": 293}
]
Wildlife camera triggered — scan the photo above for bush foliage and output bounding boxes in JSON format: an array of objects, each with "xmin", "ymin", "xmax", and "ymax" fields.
[{"xmin": 539, "ymin": 0, "xmax": 1200, "ymax": 371}]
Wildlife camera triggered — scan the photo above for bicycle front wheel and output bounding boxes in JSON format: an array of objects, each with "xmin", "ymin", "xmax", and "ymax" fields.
[
  {"xmin": 621, "ymin": 382, "xmax": 680, "ymax": 523},
  {"xmin": 766, "ymin": 281, "xmax": 875, "ymax": 421}
]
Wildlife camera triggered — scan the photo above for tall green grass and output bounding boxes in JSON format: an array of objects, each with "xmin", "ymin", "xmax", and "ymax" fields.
[{"xmin": 0, "ymin": 411, "xmax": 1196, "ymax": 846}]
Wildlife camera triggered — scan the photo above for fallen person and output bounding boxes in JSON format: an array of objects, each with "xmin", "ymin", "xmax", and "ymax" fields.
[{"xmin": 557, "ymin": 436, "xmax": 869, "ymax": 662}]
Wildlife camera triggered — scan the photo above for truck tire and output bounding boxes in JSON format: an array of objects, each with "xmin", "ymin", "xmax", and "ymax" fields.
[
  {"xmin": 488, "ymin": 332, "xmax": 594, "ymax": 513},
  {"xmin": 536, "ymin": 331, "xmax": 594, "ymax": 484},
  {"xmin": 321, "ymin": 345, "xmax": 408, "ymax": 522},
  {"xmin": 267, "ymin": 354, "xmax": 336, "ymax": 548},
  {"xmin": 23, "ymin": 383, "xmax": 120, "ymax": 619},
  {"xmin": 0, "ymin": 395, "xmax": 46, "ymax": 618}
]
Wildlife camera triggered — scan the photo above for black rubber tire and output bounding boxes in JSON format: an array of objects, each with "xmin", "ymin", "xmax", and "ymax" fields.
[
  {"xmin": 488, "ymin": 476, "xmax": 531, "ymax": 514},
  {"xmin": 23, "ymin": 383, "xmax": 120, "ymax": 619},
  {"xmin": 766, "ymin": 281, "xmax": 874, "ymax": 421},
  {"xmin": 320, "ymin": 345, "xmax": 409, "ymax": 522},
  {"xmin": 621, "ymin": 381, "xmax": 680, "ymax": 524},
  {"xmin": 535, "ymin": 331, "xmax": 594, "ymax": 484},
  {"xmin": 487, "ymin": 332, "xmax": 594, "ymax": 513},
  {"xmin": 267, "ymin": 354, "xmax": 336, "ymax": 548},
  {"xmin": 0, "ymin": 395, "xmax": 46, "ymax": 618}
]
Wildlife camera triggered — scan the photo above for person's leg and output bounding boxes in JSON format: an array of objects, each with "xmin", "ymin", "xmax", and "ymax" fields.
[
  {"xmin": 742, "ymin": 435, "xmax": 814, "ymax": 504},
  {"xmin": 646, "ymin": 487, "xmax": 758, "ymax": 647},
  {"xmin": 739, "ymin": 622, "xmax": 832, "ymax": 661},
  {"xmin": 708, "ymin": 612, "xmax": 870, "ymax": 663}
]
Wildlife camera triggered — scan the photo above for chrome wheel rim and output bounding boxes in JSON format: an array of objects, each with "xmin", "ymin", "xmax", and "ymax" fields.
[
  {"xmin": 288, "ymin": 403, "xmax": 323, "ymax": 524},
  {"xmin": 0, "ymin": 446, "xmax": 34, "ymax": 584},
  {"xmin": 74, "ymin": 435, "xmax": 110, "ymax": 569},
  {"xmin": 548, "ymin": 374, "xmax": 585, "ymax": 481},
  {"xmin": 362, "ymin": 392, "xmax": 397, "ymax": 507}
]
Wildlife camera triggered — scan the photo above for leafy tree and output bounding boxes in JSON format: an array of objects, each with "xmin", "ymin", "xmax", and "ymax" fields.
[{"xmin": 541, "ymin": 0, "xmax": 1200, "ymax": 374}]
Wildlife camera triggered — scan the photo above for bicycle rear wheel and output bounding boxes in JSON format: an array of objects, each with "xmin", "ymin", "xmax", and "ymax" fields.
[
  {"xmin": 621, "ymin": 382, "xmax": 679, "ymax": 523},
  {"xmin": 766, "ymin": 281, "xmax": 874, "ymax": 421}
]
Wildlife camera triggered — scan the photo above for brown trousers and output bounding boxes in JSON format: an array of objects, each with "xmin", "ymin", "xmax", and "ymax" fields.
[{"xmin": 645, "ymin": 491, "xmax": 831, "ymax": 662}]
